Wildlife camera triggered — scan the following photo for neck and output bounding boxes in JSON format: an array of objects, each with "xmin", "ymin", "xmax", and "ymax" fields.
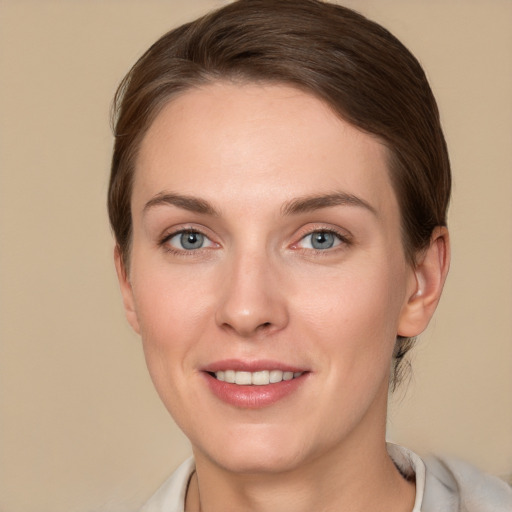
[
  {"xmin": 187, "ymin": 442, "xmax": 415, "ymax": 512},
  {"xmin": 186, "ymin": 392, "xmax": 416, "ymax": 512}
]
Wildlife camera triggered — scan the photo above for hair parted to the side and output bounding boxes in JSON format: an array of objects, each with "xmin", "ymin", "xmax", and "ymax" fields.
[{"xmin": 108, "ymin": 0, "xmax": 451, "ymax": 390}]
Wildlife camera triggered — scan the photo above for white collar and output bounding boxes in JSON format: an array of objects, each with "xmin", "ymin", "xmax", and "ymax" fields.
[{"xmin": 387, "ymin": 442, "xmax": 426, "ymax": 512}]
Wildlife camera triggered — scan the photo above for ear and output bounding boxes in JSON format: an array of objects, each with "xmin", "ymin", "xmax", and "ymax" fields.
[
  {"xmin": 398, "ymin": 227, "xmax": 450, "ymax": 337},
  {"xmin": 114, "ymin": 245, "xmax": 141, "ymax": 335}
]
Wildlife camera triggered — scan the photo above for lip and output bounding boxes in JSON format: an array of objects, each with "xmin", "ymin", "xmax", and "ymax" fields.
[
  {"xmin": 202, "ymin": 359, "xmax": 306, "ymax": 373},
  {"xmin": 201, "ymin": 359, "xmax": 309, "ymax": 409}
]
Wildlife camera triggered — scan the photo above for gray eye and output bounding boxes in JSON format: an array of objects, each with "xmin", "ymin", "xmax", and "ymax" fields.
[
  {"xmin": 310, "ymin": 231, "xmax": 336, "ymax": 250},
  {"xmin": 180, "ymin": 232, "xmax": 205, "ymax": 250},
  {"xmin": 166, "ymin": 230, "xmax": 215, "ymax": 252}
]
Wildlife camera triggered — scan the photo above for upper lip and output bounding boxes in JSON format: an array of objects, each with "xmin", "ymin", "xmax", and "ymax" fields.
[{"xmin": 202, "ymin": 359, "xmax": 307, "ymax": 373}]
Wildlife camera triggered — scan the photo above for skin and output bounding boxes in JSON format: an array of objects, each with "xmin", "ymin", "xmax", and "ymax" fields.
[{"xmin": 116, "ymin": 82, "xmax": 449, "ymax": 512}]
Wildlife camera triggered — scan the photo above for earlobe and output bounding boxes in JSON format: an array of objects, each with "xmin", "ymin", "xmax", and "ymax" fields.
[
  {"xmin": 398, "ymin": 227, "xmax": 450, "ymax": 337},
  {"xmin": 114, "ymin": 245, "xmax": 141, "ymax": 335}
]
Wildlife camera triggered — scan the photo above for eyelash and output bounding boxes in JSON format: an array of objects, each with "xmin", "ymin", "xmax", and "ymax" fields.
[{"xmin": 158, "ymin": 226, "xmax": 351, "ymax": 256}]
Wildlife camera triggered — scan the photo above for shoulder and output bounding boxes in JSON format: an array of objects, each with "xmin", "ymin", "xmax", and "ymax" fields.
[
  {"xmin": 139, "ymin": 457, "xmax": 195, "ymax": 512},
  {"xmin": 422, "ymin": 455, "xmax": 512, "ymax": 512}
]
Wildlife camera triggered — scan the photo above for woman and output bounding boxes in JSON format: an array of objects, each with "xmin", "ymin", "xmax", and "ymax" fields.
[{"xmin": 108, "ymin": 1, "xmax": 512, "ymax": 510}]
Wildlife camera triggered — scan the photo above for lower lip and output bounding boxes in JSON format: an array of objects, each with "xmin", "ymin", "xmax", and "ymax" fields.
[{"xmin": 203, "ymin": 372, "xmax": 308, "ymax": 409}]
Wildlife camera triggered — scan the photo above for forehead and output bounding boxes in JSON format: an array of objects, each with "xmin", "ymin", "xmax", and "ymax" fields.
[{"xmin": 134, "ymin": 82, "xmax": 396, "ymax": 217}]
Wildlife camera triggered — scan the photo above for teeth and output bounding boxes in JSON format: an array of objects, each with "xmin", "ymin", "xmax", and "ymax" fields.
[
  {"xmin": 235, "ymin": 371, "xmax": 252, "ymax": 385},
  {"xmin": 224, "ymin": 370, "xmax": 235, "ymax": 383},
  {"xmin": 252, "ymin": 370, "xmax": 269, "ymax": 385},
  {"xmin": 214, "ymin": 369, "xmax": 303, "ymax": 385},
  {"xmin": 269, "ymin": 370, "xmax": 283, "ymax": 383}
]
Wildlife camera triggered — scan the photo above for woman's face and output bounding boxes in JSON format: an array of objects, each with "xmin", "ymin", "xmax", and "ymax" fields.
[{"xmin": 119, "ymin": 82, "xmax": 420, "ymax": 474}]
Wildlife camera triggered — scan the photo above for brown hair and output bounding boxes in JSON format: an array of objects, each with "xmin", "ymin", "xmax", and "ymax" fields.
[{"xmin": 108, "ymin": 0, "xmax": 450, "ymax": 388}]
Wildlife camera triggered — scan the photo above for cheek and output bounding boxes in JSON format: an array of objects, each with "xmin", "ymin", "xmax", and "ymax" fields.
[
  {"xmin": 296, "ymin": 260, "xmax": 406, "ymax": 333},
  {"xmin": 291, "ymin": 261, "xmax": 408, "ymax": 376},
  {"xmin": 131, "ymin": 247, "xmax": 211, "ymax": 329},
  {"xmin": 128, "ymin": 256, "xmax": 213, "ymax": 378},
  {"xmin": 129, "ymin": 266, "xmax": 215, "ymax": 428}
]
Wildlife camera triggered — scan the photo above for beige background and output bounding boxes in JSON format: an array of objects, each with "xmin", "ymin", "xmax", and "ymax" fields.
[{"xmin": 0, "ymin": 1, "xmax": 511, "ymax": 511}]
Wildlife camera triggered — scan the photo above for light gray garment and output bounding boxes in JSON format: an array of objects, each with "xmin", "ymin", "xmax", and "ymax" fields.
[{"xmin": 422, "ymin": 455, "xmax": 512, "ymax": 512}]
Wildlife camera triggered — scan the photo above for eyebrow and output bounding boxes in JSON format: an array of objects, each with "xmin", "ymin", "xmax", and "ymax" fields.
[
  {"xmin": 143, "ymin": 192, "xmax": 219, "ymax": 216},
  {"xmin": 143, "ymin": 190, "xmax": 377, "ymax": 218},
  {"xmin": 281, "ymin": 191, "xmax": 377, "ymax": 216}
]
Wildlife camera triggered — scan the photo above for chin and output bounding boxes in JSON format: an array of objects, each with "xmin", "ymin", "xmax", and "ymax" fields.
[
  {"xmin": 207, "ymin": 447, "xmax": 307, "ymax": 476},
  {"xmin": 192, "ymin": 422, "xmax": 314, "ymax": 475}
]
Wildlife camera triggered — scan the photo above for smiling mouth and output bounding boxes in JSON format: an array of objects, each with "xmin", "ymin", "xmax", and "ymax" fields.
[
  {"xmin": 203, "ymin": 365, "xmax": 308, "ymax": 408},
  {"xmin": 210, "ymin": 370, "xmax": 304, "ymax": 385}
]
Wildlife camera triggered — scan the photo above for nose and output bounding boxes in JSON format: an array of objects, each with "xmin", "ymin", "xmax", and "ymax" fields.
[{"xmin": 215, "ymin": 250, "xmax": 289, "ymax": 338}]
